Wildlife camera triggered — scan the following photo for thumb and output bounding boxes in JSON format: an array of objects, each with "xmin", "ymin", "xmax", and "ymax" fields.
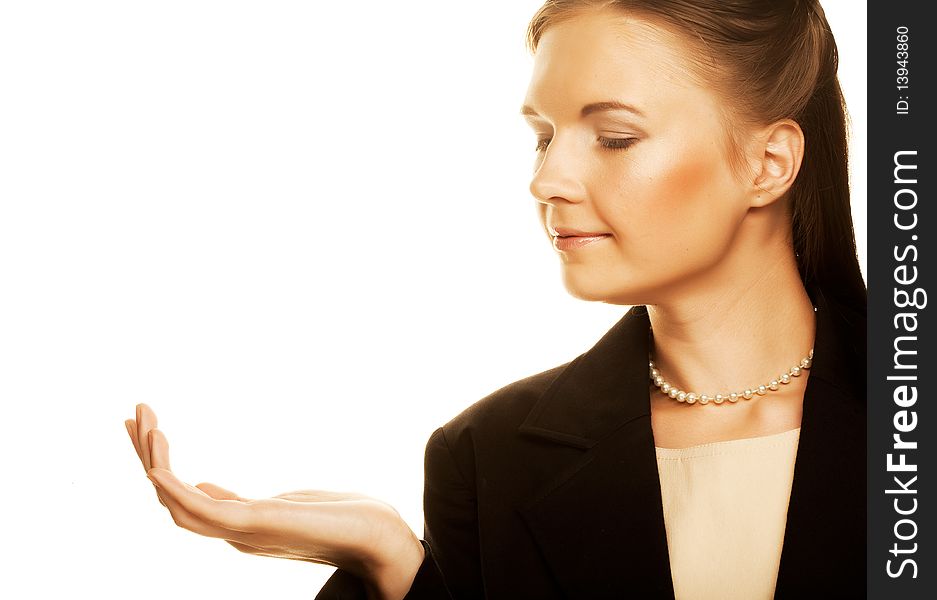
[{"xmin": 196, "ymin": 482, "xmax": 249, "ymax": 502}]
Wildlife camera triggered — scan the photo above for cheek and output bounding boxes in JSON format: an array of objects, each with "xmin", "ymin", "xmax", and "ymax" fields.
[{"xmin": 610, "ymin": 140, "xmax": 738, "ymax": 246}]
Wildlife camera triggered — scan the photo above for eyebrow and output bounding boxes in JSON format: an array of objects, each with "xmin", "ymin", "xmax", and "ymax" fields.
[{"xmin": 519, "ymin": 100, "xmax": 646, "ymax": 119}]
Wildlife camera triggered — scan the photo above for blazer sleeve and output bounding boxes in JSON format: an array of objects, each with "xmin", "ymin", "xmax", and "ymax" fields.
[{"xmin": 315, "ymin": 427, "xmax": 483, "ymax": 599}]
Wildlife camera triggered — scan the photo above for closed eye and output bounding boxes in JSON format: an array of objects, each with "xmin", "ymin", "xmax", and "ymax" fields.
[
  {"xmin": 534, "ymin": 137, "xmax": 639, "ymax": 153},
  {"xmin": 598, "ymin": 137, "xmax": 639, "ymax": 150}
]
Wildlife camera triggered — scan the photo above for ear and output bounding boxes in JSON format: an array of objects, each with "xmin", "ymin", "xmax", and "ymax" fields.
[{"xmin": 749, "ymin": 119, "xmax": 804, "ymax": 208}]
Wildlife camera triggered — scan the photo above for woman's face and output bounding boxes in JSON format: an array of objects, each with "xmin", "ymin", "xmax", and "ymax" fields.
[{"xmin": 522, "ymin": 11, "xmax": 756, "ymax": 306}]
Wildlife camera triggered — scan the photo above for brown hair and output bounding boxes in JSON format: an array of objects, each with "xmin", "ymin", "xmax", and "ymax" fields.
[{"xmin": 526, "ymin": 0, "xmax": 866, "ymax": 314}]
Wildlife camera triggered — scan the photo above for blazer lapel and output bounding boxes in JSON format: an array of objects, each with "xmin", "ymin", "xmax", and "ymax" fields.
[{"xmin": 517, "ymin": 305, "xmax": 676, "ymax": 599}]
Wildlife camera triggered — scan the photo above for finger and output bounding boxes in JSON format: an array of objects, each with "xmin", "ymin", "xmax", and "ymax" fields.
[
  {"xmin": 197, "ymin": 482, "xmax": 249, "ymax": 502},
  {"xmin": 148, "ymin": 468, "xmax": 258, "ymax": 533},
  {"xmin": 125, "ymin": 419, "xmax": 144, "ymax": 464},
  {"xmin": 136, "ymin": 404, "xmax": 158, "ymax": 472},
  {"xmin": 145, "ymin": 431, "xmax": 170, "ymax": 508},
  {"xmin": 150, "ymin": 476, "xmax": 247, "ymax": 541},
  {"xmin": 127, "ymin": 417, "xmax": 165, "ymax": 505},
  {"xmin": 148, "ymin": 428, "xmax": 172, "ymax": 471}
]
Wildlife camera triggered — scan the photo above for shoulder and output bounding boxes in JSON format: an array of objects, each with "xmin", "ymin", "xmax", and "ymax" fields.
[
  {"xmin": 441, "ymin": 361, "xmax": 571, "ymax": 439},
  {"xmin": 422, "ymin": 359, "xmax": 574, "ymax": 486},
  {"xmin": 425, "ymin": 359, "xmax": 576, "ymax": 464}
]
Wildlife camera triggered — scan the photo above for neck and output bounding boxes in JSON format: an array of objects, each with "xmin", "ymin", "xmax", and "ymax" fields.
[{"xmin": 645, "ymin": 249, "xmax": 815, "ymax": 399}]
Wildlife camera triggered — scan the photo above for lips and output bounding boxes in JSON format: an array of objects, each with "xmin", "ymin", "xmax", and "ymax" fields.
[
  {"xmin": 550, "ymin": 226, "xmax": 611, "ymax": 251},
  {"xmin": 551, "ymin": 226, "xmax": 609, "ymax": 238}
]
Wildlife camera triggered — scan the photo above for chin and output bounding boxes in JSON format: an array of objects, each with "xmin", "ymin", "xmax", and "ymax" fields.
[
  {"xmin": 560, "ymin": 266, "xmax": 665, "ymax": 306},
  {"xmin": 563, "ymin": 285, "xmax": 606, "ymax": 302},
  {"xmin": 561, "ymin": 273, "xmax": 635, "ymax": 305}
]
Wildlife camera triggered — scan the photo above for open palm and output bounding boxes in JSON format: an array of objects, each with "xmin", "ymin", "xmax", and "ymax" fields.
[{"xmin": 125, "ymin": 403, "xmax": 423, "ymax": 599}]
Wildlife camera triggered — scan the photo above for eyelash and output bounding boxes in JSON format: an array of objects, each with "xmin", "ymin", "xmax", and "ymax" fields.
[{"xmin": 534, "ymin": 137, "xmax": 638, "ymax": 153}]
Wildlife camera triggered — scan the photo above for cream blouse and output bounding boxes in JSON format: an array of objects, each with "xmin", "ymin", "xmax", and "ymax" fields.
[{"xmin": 655, "ymin": 427, "xmax": 801, "ymax": 600}]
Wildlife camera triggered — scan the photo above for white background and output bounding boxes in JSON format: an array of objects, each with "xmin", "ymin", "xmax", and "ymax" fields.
[{"xmin": 0, "ymin": 1, "xmax": 865, "ymax": 597}]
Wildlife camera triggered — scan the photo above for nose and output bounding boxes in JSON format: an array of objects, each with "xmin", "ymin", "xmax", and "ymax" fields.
[{"xmin": 528, "ymin": 134, "xmax": 587, "ymax": 207}]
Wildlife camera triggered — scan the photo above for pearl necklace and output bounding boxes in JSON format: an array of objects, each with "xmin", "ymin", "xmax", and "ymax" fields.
[{"xmin": 649, "ymin": 349, "xmax": 814, "ymax": 405}]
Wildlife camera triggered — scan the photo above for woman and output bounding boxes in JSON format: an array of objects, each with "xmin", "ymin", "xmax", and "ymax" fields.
[{"xmin": 127, "ymin": 0, "xmax": 866, "ymax": 598}]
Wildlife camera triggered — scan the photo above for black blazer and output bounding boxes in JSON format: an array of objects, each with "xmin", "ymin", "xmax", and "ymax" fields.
[{"xmin": 317, "ymin": 286, "xmax": 866, "ymax": 599}]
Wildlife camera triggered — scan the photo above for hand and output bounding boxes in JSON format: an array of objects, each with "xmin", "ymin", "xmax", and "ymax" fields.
[{"xmin": 125, "ymin": 404, "xmax": 425, "ymax": 600}]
